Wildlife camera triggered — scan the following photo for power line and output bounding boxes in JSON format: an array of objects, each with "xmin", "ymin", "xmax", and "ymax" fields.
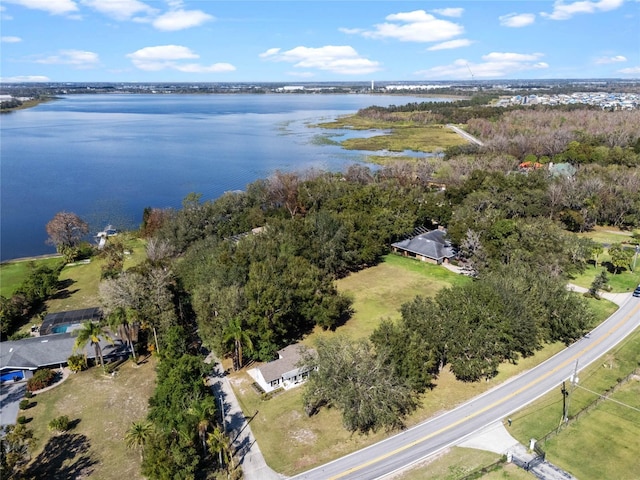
[{"xmin": 574, "ymin": 384, "xmax": 640, "ymax": 413}]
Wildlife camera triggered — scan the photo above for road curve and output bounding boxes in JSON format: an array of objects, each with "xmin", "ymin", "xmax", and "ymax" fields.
[{"xmin": 291, "ymin": 295, "xmax": 639, "ymax": 480}]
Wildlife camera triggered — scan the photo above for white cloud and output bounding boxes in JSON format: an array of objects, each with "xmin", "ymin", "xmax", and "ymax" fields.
[
  {"xmin": 81, "ymin": 0, "xmax": 156, "ymax": 21},
  {"xmin": 259, "ymin": 48, "xmax": 281, "ymax": 58},
  {"xmin": 260, "ymin": 45, "xmax": 382, "ymax": 75},
  {"xmin": 3, "ymin": 0, "xmax": 78, "ymax": 15},
  {"xmin": 338, "ymin": 27, "xmax": 364, "ymax": 35},
  {"xmin": 595, "ymin": 55, "xmax": 627, "ymax": 64},
  {"xmin": 499, "ymin": 12, "xmax": 536, "ymax": 27},
  {"xmin": 618, "ymin": 66, "xmax": 640, "ymax": 74},
  {"xmin": 427, "ymin": 39, "xmax": 473, "ymax": 51},
  {"xmin": 360, "ymin": 10, "xmax": 464, "ymax": 43},
  {"xmin": 34, "ymin": 49, "xmax": 100, "ymax": 69},
  {"xmin": 152, "ymin": 8, "xmax": 213, "ymax": 31},
  {"xmin": 415, "ymin": 52, "xmax": 548, "ymax": 79},
  {"xmin": 0, "ymin": 5, "xmax": 14, "ymax": 20},
  {"xmin": 541, "ymin": 0, "xmax": 624, "ymax": 20},
  {"xmin": 127, "ymin": 45, "xmax": 235, "ymax": 73},
  {"xmin": 1, "ymin": 36, "xmax": 22, "ymax": 43},
  {"xmin": 431, "ymin": 8, "xmax": 464, "ymax": 18},
  {"xmin": 288, "ymin": 71, "xmax": 315, "ymax": 78},
  {"xmin": 0, "ymin": 75, "xmax": 50, "ymax": 82}
]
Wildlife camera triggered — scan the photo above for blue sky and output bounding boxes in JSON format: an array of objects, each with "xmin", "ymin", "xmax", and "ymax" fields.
[{"xmin": 1, "ymin": 0, "xmax": 638, "ymax": 82}]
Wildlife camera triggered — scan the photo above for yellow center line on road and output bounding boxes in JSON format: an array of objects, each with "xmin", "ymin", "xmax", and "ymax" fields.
[{"xmin": 329, "ymin": 301, "xmax": 640, "ymax": 480}]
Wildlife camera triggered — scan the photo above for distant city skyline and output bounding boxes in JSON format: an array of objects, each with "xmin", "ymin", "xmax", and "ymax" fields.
[{"xmin": 1, "ymin": 0, "xmax": 638, "ymax": 83}]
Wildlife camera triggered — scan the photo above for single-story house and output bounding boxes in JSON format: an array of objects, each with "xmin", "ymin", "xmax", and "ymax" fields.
[
  {"xmin": 248, "ymin": 344, "xmax": 315, "ymax": 393},
  {"xmin": 0, "ymin": 332, "xmax": 128, "ymax": 383},
  {"xmin": 391, "ymin": 228, "xmax": 456, "ymax": 265}
]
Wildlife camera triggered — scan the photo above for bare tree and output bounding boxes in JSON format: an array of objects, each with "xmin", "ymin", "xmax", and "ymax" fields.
[{"xmin": 45, "ymin": 211, "xmax": 89, "ymax": 262}]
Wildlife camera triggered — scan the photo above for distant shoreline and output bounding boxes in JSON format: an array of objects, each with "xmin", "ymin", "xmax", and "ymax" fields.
[{"xmin": 0, "ymin": 96, "xmax": 57, "ymax": 113}]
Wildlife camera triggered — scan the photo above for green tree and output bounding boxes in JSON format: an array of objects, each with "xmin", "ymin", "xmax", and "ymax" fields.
[
  {"xmin": 125, "ymin": 421, "xmax": 153, "ymax": 458},
  {"xmin": 609, "ymin": 243, "xmax": 633, "ymax": 274},
  {"xmin": 73, "ymin": 321, "xmax": 113, "ymax": 372},
  {"xmin": 188, "ymin": 397, "xmax": 217, "ymax": 453},
  {"xmin": 302, "ymin": 336, "xmax": 418, "ymax": 433},
  {"xmin": 0, "ymin": 424, "xmax": 35, "ymax": 479},
  {"xmin": 206, "ymin": 427, "xmax": 230, "ymax": 468},
  {"xmin": 222, "ymin": 317, "xmax": 254, "ymax": 371},
  {"xmin": 589, "ymin": 270, "xmax": 610, "ymax": 298}
]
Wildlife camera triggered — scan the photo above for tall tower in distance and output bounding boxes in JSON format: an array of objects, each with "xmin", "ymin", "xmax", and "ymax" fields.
[{"xmin": 371, "ymin": 80, "xmax": 375, "ymax": 91}]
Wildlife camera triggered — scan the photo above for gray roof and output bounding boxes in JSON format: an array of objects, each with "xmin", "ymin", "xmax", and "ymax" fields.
[
  {"xmin": 257, "ymin": 344, "xmax": 311, "ymax": 383},
  {"xmin": 391, "ymin": 229, "xmax": 455, "ymax": 261},
  {"xmin": 0, "ymin": 333, "xmax": 126, "ymax": 371}
]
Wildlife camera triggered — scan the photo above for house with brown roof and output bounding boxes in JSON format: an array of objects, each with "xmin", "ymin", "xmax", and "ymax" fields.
[{"xmin": 247, "ymin": 344, "xmax": 315, "ymax": 393}]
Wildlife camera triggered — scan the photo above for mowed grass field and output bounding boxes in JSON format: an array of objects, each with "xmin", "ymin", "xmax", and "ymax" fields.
[
  {"xmin": 22, "ymin": 357, "xmax": 157, "ymax": 480},
  {"xmin": 0, "ymin": 256, "xmax": 64, "ymax": 298},
  {"xmin": 394, "ymin": 447, "xmax": 534, "ymax": 480},
  {"xmin": 571, "ymin": 226, "xmax": 639, "ymax": 292},
  {"xmin": 507, "ymin": 328, "xmax": 640, "ymax": 480},
  {"xmin": 231, "ymin": 255, "xmax": 619, "ymax": 476},
  {"xmin": 0, "ymin": 235, "xmax": 147, "ymax": 334}
]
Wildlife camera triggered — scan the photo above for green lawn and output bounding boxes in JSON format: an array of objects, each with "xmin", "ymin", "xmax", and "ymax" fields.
[
  {"xmin": 0, "ymin": 256, "xmax": 63, "ymax": 298},
  {"xmin": 570, "ymin": 226, "xmax": 640, "ymax": 292},
  {"xmin": 328, "ymin": 254, "xmax": 470, "ymax": 340},
  {"xmin": 22, "ymin": 357, "xmax": 157, "ymax": 480},
  {"xmin": 576, "ymin": 226, "xmax": 633, "ymax": 245},
  {"xmin": 45, "ymin": 235, "xmax": 147, "ymax": 313},
  {"xmin": 507, "ymin": 328, "xmax": 640, "ymax": 480},
  {"xmin": 394, "ymin": 447, "xmax": 534, "ymax": 480}
]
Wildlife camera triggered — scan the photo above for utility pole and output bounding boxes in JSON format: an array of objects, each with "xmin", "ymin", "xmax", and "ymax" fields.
[{"xmin": 566, "ymin": 360, "xmax": 579, "ymax": 422}]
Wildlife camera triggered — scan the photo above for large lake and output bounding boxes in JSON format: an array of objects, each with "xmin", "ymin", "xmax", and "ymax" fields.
[{"xmin": 1, "ymin": 93, "xmax": 439, "ymax": 261}]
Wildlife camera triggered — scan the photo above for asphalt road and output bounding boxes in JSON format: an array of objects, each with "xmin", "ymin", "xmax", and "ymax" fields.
[
  {"xmin": 446, "ymin": 124, "xmax": 485, "ymax": 146},
  {"xmin": 292, "ymin": 294, "xmax": 640, "ymax": 480}
]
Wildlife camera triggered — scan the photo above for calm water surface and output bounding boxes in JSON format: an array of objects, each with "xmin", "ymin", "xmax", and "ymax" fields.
[{"xmin": 1, "ymin": 94, "xmax": 437, "ymax": 261}]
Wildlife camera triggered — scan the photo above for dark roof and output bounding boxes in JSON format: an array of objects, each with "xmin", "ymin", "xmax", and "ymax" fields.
[
  {"xmin": 391, "ymin": 229, "xmax": 455, "ymax": 261},
  {"xmin": 40, "ymin": 307, "xmax": 102, "ymax": 335},
  {"xmin": 257, "ymin": 344, "xmax": 311, "ymax": 383},
  {"xmin": 0, "ymin": 332, "xmax": 126, "ymax": 371}
]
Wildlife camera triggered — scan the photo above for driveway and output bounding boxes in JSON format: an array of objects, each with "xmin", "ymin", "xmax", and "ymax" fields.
[
  {"xmin": 0, "ymin": 381, "xmax": 26, "ymax": 429},
  {"xmin": 205, "ymin": 354, "xmax": 283, "ymax": 480}
]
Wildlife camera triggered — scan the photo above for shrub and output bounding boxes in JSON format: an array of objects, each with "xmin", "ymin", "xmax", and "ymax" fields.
[
  {"xmin": 17, "ymin": 416, "xmax": 27, "ymax": 424},
  {"xmin": 26, "ymin": 368, "xmax": 56, "ymax": 392},
  {"xmin": 48, "ymin": 415, "xmax": 70, "ymax": 433},
  {"xmin": 19, "ymin": 399, "xmax": 30, "ymax": 410},
  {"xmin": 24, "ymin": 391, "xmax": 34, "ymax": 399},
  {"xmin": 67, "ymin": 354, "xmax": 86, "ymax": 373}
]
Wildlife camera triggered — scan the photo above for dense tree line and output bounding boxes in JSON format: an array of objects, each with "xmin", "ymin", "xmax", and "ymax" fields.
[{"xmin": 140, "ymin": 326, "xmax": 234, "ymax": 479}]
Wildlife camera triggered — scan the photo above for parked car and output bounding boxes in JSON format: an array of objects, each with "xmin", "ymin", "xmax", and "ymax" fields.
[{"xmin": 633, "ymin": 286, "xmax": 640, "ymax": 297}]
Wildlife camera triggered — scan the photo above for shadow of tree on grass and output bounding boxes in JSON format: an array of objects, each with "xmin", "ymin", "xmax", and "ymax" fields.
[{"xmin": 25, "ymin": 433, "xmax": 97, "ymax": 479}]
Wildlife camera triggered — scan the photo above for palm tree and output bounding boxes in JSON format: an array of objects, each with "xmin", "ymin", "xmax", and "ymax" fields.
[
  {"xmin": 125, "ymin": 420, "xmax": 153, "ymax": 458},
  {"xmin": 188, "ymin": 397, "xmax": 216, "ymax": 454},
  {"xmin": 222, "ymin": 317, "xmax": 254, "ymax": 371},
  {"xmin": 73, "ymin": 320, "xmax": 113, "ymax": 372},
  {"xmin": 107, "ymin": 307, "xmax": 137, "ymax": 362},
  {"xmin": 206, "ymin": 426, "xmax": 231, "ymax": 468}
]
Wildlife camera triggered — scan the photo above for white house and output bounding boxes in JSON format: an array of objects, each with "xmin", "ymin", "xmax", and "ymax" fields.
[{"xmin": 247, "ymin": 344, "xmax": 314, "ymax": 393}]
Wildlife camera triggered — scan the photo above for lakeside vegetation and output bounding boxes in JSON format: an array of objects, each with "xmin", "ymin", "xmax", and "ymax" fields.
[{"xmin": 2, "ymin": 95, "xmax": 639, "ymax": 479}]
